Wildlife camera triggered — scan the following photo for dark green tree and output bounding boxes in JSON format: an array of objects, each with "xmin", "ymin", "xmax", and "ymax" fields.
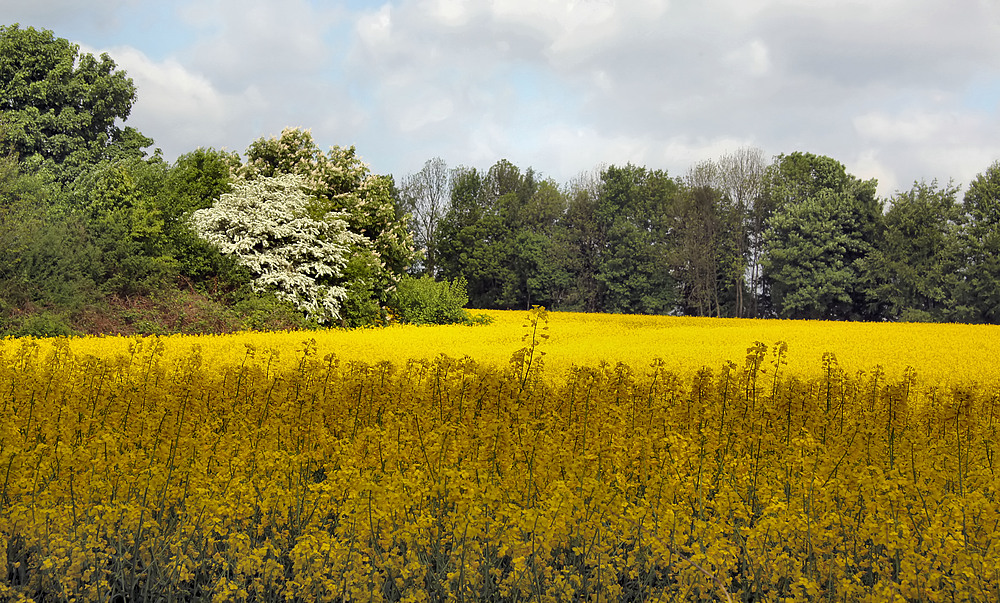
[
  {"xmin": 870, "ymin": 180, "xmax": 964, "ymax": 322},
  {"xmin": 437, "ymin": 164, "xmax": 515, "ymax": 308},
  {"xmin": 67, "ymin": 157, "xmax": 178, "ymax": 297},
  {"xmin": 762, "ymin": 152, "xmax": 882, "ymax": 320},
  {"xmin": 962, "ymin": 161, "xmax": 1000, "ymax": 323},
  {"xmin": 0, "ymin": 149, "xmax": 100, "ymax": 320},
  {"xmin": 501, "ymin": 178, "xmax": 570, "ymax": 309},
  {"xmin": 0, "ymin": 24, "xmax": 152, "ymax": 182},
  {"xmin": 595, "ymin": 164, "xmax": 679, "ymax": 314},
  {"xmin": 555, "ymin": 170, "xmax": 605, "ymax": 312}
]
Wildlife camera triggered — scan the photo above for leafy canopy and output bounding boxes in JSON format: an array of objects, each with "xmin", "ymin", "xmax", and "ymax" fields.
[{"xmin": 0, "ymin": 24, "xmax": 152, "ymax": 182}]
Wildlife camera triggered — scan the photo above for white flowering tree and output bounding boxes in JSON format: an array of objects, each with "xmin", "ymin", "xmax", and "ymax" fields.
[
  {"xmin": 190, "ymin": 174, "xmax": 363, "ymax": 323},
  {"xmin": 241, "ymin": 128, "xmax": 417, "ymax": 326}
]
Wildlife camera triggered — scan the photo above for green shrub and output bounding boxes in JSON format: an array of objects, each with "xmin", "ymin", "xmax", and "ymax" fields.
[
  {"xmin": 11, "ymin": 311, "xmax": 75, "ymax": 338},
  {"xmin": 389, "ymin": 275, "xmax": 475, "ymax": 325},
  {"xmin": 232, "ymin": 293, "xmax": 320, "ymax": 332}
]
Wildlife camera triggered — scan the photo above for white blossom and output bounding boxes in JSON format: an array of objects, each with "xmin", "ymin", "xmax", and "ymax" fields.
[{"xmin": 191, "ymin": 174, "xmax": 365, "ymax": 323}]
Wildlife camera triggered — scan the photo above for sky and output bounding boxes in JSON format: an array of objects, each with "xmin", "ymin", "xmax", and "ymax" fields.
[{"xmin": 4, "ymin": 0, "xmax": 1000, "ymax": 197}]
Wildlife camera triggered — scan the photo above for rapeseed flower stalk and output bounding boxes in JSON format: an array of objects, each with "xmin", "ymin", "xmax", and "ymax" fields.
[{"xmin": 1, "ymin": 311, "xmax": 999, "ymax": 601}]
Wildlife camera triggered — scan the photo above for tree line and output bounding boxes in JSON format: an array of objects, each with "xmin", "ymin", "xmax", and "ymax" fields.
[
  {"xmin": 399, "ymin": 151, "xmax": 1000, "ymax": 323},
  {"xmin": 3, "ymin": 23, "xmax": 999, "ymax": 337}
]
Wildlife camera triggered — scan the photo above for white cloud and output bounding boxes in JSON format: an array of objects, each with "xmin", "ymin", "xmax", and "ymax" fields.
[
  {"xmin": 854, "ymin": 110, "xmax": 954, "ymax": 145},
  {"xmin": 849, "ymin": 149, "xmax": 899, "ymax": 198},
  {"xmin": 8, "ymin": 0, "xmax": 1000, "ymax": 195},
  {"xmin": 356, "ymin": 3, "xmax": 392, "ymax": 47},
  {"xmin": 725, "ymin": 39, "xmax": 771, "ymax": 77},
  {"xmin": 81, "ymin": 43, "xmax": 267, "ymax": 158},
  {"xmin": 179, "ymin": 0, "xmax": 339, "ymax": 84}
]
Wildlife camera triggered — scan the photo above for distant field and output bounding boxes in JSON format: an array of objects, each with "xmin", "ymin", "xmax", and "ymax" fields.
[
  {"xmin": 48, "ymin": 309, "xmax": 1000, "ymax": 384},
  {"xmin": 2, "ymin": 311, "xmax": 998, "ymax": 601}
]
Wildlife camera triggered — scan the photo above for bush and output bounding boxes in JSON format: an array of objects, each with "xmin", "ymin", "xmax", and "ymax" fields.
[
  {"xmin": 10, "ymin": 310, "xmax": 75, "ymax": 338},
  {"xmin": 389, "ymin": 275, "xmax": 474, "ymax": 325},
  {"xmin": 232, "ymin": 293, "xmax": 320, "ymax": 332}
]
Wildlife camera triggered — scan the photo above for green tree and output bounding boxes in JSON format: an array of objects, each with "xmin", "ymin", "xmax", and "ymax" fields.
[
  {"xmin": 0, "ymin": 150, "xmax": 99, "ymax": 320},
  {"xmin": 161, "ymin": 148, "xmax": 238, "ymax": 222},
  {"xmin": 503, "ymin": 178, "xmax": 572, "ymax": 309},
  {"xmin": 595, "ymin": 164, "xmax": 679, "ymax": 314},
  {"xmin": 556, "ymin": 169, "xmax": 605, "ymax": 312},
  {"xmin": 762, "ymin": 152, "xmax": 882, "ymax": 320},
  {"xmin": 962, "ymin": 161, "xmax": 1000, "ymax": 323},
  {"xmin": 67, "ymin": 157, "xmax": 178, "ymax": 297},
  {"xmin": 0, "ymin": 24, "xmax": 152, "ymax": 182},
  {"xmin": 870, "ymin": 180, "xmax": 964, "ymax": 322},
  {"xmin": 435, "ymin": 159, "xmax": 570, "ymax": 310},
  {"xmin": 668, "ymin": 151, "xmax": 766, "ymax": 318},
  {"xmin": 157, "ymin": 148, "xmax": 243, "ymax": 290},
  {"xmin": 437, "ymin": 164, "xmax": 515, "ymax": 308}
]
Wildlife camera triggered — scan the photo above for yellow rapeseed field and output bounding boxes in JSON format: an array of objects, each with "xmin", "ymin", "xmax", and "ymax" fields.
[
  {"xmin": 53, "ymin": 310, "xmax": 1000, "ymax": 384},
  {"xmin": 2, "ymin": 309, "xmax": 999, "ymax": 601}
]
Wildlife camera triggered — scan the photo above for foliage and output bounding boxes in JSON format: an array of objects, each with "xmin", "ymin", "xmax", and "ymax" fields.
[
  {"xmin": 871, "ymin": 180, "xmax": 966, "ymax": 322},
  {"xmin": 763, "ymin": 152, "xmax": 882, "ymax": 320},
  {"xmin": 555, "ymin": 171, "xmax": 605, "ymax": 312},
  {"xmin": 962, "ymin": 160, "xmax": 1000, "ymax": 323},
  {"xmin": 688, "ymin": 147, "xmax": 769, "ymax": 317},
  {"xmin": 0, "ymin": 24, "xmax": 152, "ymax": 182},
  {"xmin": 0, "ymin": 158, "xmax": 104, "ymax": 313},
  {"xmin": 7, "ymin": 310, "xmax": 74, "ymax": 338},
  {"xmin": 10, "ymin": 24, "xmax": 1000, "ymax": 329},
  {"xmin": 595, "ymin": 164, "xmax": 679, "ymax": 314},
  {"xmin": 388, "ymin": 274, "xmax": 472, "ymax": 325},
  {"xmin": 68, "ymin": 157, "xmax": 180, "ymax": 297},
  {"xmin": 191, "ymin": 174, "xmax": 363, "ymax": 324},
  {"xmin": 242, "ymin": 128, "xmax": 416, "ymax": 276},
  {"xmin": 436, "ymin": 163, "xmax": 517, "ymax": 308},
  {"xmin": 672, "ymin": 162, "xmax": 744, "ymax": 317},
  {"xmin": 2, "ymin": 318, "xmax": 999, "ymax": 601}
]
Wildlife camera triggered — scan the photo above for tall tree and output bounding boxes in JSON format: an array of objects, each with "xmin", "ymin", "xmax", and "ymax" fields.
[
  {"xmin": 501, "ymin": 178, "xmax": 569, "ymax": 309},
  {"xmin": 0, "ymin": 24, "xmax": 152, "ymax": 182},
  {"xmin": 871, "ymin": 180, "xmax": 964, "ymax": 322},
  {"xmin": 399, "ymin": 157, "xmax": 450, "ymax": 276},
  {"xmin": 595, "ymin": 164, "xmax": 679, "ymax": 314},
  {"xmin": 436, "ymin": 163, "xmax": 516, "ymax": 308},
  {"xmin": 962, "ymin": 161, "xmax": 1000, "ymax": 323},
  {"xmin": 673, "ymin": 162, "xmax": 734, "ymax": 317},
  {"xmin": 555, "ymin": 168, "xmax": 605, "ymax": 312},
  {"xmin": 762, "ymin": 152, "xmax": 882, "ymax": 320},
  {"xmin": 715, "ymin": 147, "xmax": 768, "ymax": 317}
]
